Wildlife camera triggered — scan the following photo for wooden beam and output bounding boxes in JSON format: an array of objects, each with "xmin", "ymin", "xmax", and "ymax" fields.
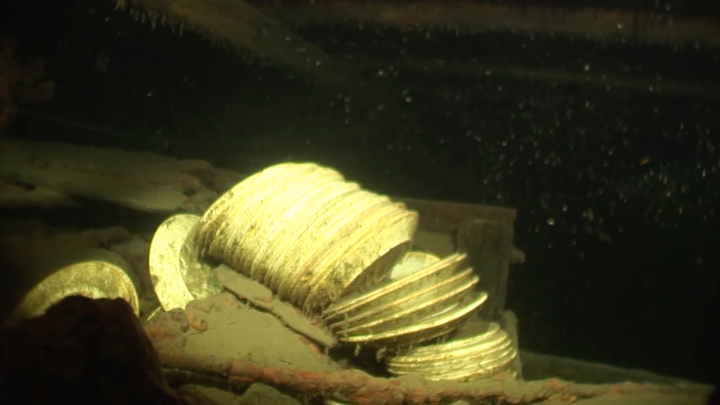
[
  {"xmin": 456, "ymin": 219, "xmax": 515, "ymax": 323},
  {"xmin": 396, "ymin": 197, "xmax": 517, "ymax": 233},
  {"xmin": 362, "ymin": 56, "xmax": 720, "ymax": 101},
  {"xmin": 0, "ymin": 138, "xmax": 221, "ymax": 213},
  {"xmin": 115, "ymin": 0, "xmax": 357, "ymax": 92},
  {"xmin": 248, "ymin": 1, "xmax": 720, "ymax": 46}
]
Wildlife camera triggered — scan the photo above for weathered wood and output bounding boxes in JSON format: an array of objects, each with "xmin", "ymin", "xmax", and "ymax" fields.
[
  {"xmin": 354, "ymin": 56, "xmax": 720, "ymax": 101},
  {"xmin": 156, "ymin": 349, "xmax": 712, "ymax": 405},
  {"xmin": 116, "ymin": 0, "xmax": 356, "ymax": 92},
  {"xmin": 456, "ymin": 219, "xmax": 514, "ymax": 323},
  {"xmin": 147, "ymin": 294, "xmax": 713, "ymax": 404},
  {"xmin": 0, "ymin": 181, "xmax": 79, "ymax": 209},
  {"xmin": 397, "ymin": 197, "xmax": 517, "ymax": 233},
  {"xmin": 519, "ymin": 350, "xmax": 705, "ymax": 387},
  {"xmin": 411, "ymin": 229, "xmax": 455, "ymax": 257},
  {"xmin": 0, "ymin": 138, "xmax": 222, "ymax": 214},
  {"xmin": 2, "ymin": 294, "xmax": 711, "ymax": 405},
  {"xmin": 216, "ymin": 265, "xmax": 337, "ymax": 348},
  {"xmin": 249, "ymin": 1, "xmax": 720, "ymax": 46}
]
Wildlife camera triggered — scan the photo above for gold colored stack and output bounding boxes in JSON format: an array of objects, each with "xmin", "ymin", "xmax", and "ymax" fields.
[
  {"xmin": 324, "ymin": 252, "xmax": 487, "ymax": 347},
  {"xmin": 5, "ymin": 159, "xmax": 519, "ymax": 383},
  {"xmin": 148, "ymin": 213, "xmax": 221, "ymax": 312},
  {"xmin": 196, "ymin": 162, "xmax": 418, "ymax": 313},
  {"xmin": 4, "ymin": 261, "xmax": 140, "ymax": 327},
  {"xmin": 386, "ymin": 319, "xmax": 518, "ymax": 381}
]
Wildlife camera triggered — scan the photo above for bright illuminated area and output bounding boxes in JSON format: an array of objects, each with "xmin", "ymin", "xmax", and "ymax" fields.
[{"xmin": 0, "ymin": 1, "xmax": 717, "ymax": 404}]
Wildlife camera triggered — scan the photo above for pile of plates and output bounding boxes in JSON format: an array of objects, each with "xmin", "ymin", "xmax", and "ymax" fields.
[
  {"xmin": 195, "ymin": 162, "xmax": 418, "ymax": 313},
  {"xmin": 323, "ymin": 252, "xmax": 487, "ymax": 347},
  {"xmin": 386, "ymin": 318, "xmax": 518, "ymax": 381}
]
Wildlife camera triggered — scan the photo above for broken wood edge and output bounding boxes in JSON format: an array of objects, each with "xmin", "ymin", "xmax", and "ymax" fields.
[{"xmin": 156, "ymin": 349, "xmax": 712, "ymax": 405}]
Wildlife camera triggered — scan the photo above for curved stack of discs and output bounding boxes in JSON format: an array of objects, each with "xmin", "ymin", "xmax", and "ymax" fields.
[
  {"xmin": 4, "ymin": 260, "xmax": 139, "ymax": 327},
  {"xmin": 148, "ymin": 213, "xmax": 222, "ymax": 312},
  {"xmin": 196, "ymin": 162, "xmax": 418, "ymax": 313},
  {"xmin": 386, "ymin": 319, "xmax": 518, "ymax": 381},
  {"xmin": 323, "ymin": 251, "xmax": 488, "ymax": 347}
]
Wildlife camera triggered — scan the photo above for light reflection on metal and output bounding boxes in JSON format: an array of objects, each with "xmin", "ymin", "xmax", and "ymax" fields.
[
  {"xmin": 5, "ymin": 260, "xmax": 139, "ymax": 326},
  {"xmin": 8, "ymin": 161, "xmax": 518, "ymax": 383},
  {"xmin": 148, "ymin": 213, "xmax": 221, "ymax": 312},
  {"xmin": 196, "ymin": 162, "xmax": 418, "ymax": 314},
  {"xmin": 387, "ymin": 318, "xmax": 518, "ymax": 381}
]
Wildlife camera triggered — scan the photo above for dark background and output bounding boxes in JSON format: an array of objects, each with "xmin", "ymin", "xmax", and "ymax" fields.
[{"xmin": 2, "ymin": 0, "xmax": 718, "ymax": 384}]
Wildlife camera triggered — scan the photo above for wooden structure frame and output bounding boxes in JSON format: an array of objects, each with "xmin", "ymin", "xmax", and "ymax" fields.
[{"xmin": 0, "ymin": 139, "xmax": 712, "ymax": 404}]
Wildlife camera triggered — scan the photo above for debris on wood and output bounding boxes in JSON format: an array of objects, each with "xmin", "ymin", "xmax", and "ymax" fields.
[{"xmin": 0, "ymin": 139, "xmax": 229, "ymax": 214}]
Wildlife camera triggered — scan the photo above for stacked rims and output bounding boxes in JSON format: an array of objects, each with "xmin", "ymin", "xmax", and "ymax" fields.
[
  {"xmin": 386, "ymin": 319, "xmax": 518, "ymax": 381},
  {"xmin": 196, "ymin": 162, "xmax": 418, "ymax": 313},
  {"xmin": 5, "ymin": 261, "xmax": 140, "ymax": 326},
  {"xmin": 148, "ymin": 213, "xmax": 221, "ymax": 312},
  {"xmin": 323, "ymin": 252, "xmax": 487, "ymax": 347}
]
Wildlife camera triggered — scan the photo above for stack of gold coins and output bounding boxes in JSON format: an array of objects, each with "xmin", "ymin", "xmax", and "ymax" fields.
[{"xmin": 196, "ymin": 162, "xmax": 418, "ymax": 313}]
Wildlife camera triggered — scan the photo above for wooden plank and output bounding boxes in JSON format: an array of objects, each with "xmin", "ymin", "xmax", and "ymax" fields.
[
  {"xmin": 396, "ymin": 197, "xmax": 517, "ymax": 233},
  {"xmin": 456, "ymin": 218, "xmax": 514, "ymax": 323},
  {"xmin": 411, "ymin": 229, "xmax": 455, "ymax": 257},
  {"xmin": 249, "ymin": 1, "xmax": 720, "ymax": 46},
  {"xmin": 359, "ymin": 56, "xmax": 720, "ymax": 101},
  {"xmin": 115, "ymin": 0, "xmax": 356, "ymax": 92},
  {"xmin": 520, "ymin": 350, "xmax": 708, "ymax": 387},
  {"xmin": 0, "ymin": 139, "xmax": 220, "ymax": 213}
]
